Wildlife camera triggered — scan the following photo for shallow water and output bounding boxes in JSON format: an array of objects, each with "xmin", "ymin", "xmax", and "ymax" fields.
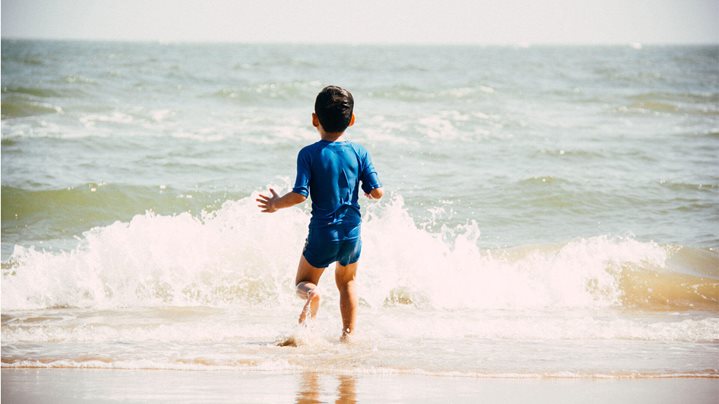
[{"xmin": 2, "ymin": 40, "xmax": 718, "ymax": 377}]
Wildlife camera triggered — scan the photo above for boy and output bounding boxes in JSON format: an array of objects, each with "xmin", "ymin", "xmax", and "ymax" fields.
[{"xmin": 256, "ymin": 85, "xmax": 383, "ymax": 341}]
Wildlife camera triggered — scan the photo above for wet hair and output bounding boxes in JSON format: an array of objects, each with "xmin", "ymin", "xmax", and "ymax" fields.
[{"xmin": 314, "ymin": 85, "xmax": 354, "ymax": 133}]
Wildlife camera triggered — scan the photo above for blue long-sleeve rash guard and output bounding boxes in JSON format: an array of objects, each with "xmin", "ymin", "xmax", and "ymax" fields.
[{"xmin": 292, "ymin": 140, "xmax": 381, "ymax": 236}]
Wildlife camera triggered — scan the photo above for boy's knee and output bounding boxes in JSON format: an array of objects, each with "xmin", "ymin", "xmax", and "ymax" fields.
[{"xmin": 296, "ymin": 281, "xmax": 318, "ymax": 299}]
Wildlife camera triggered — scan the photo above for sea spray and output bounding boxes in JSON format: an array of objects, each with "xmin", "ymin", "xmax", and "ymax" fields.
[
  {"xmin": 3, "ymin": 193, "xmax": 700, "ymax": 312},
  {"xmin": 2, "ymin": 193, "xmax": 306, "ymax": 310},
  {"xmin": 361, "ymin": 196, "xmax": 674, "ymax": 310}
]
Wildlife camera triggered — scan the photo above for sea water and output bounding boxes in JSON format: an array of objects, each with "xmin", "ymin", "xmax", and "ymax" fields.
[{"xmin": 2, "ymin": 40, "xmax": 718, "ymax": 377}]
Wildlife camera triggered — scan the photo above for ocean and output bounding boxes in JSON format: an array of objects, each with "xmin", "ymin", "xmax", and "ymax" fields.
[{"xmin": 2, "ymin": 40, "xmax": 718, "ymax": 380}]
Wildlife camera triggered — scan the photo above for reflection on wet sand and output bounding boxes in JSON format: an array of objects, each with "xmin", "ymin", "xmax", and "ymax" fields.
[
  {"xmin": 296, "ymin": 372, "xmax": 357, "ymax": 404},
  {"xmin": 336, "ymin": 375, "xmax": 357, "ymax": 404},
  {"xmin": 296, "ymin": 372, "xmax": 320, "ymax": 403}
]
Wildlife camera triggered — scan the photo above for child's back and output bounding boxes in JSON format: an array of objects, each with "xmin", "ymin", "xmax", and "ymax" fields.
[{"xmin": 293, "ymin": 140, "xmax": 380, "ymax": 232}]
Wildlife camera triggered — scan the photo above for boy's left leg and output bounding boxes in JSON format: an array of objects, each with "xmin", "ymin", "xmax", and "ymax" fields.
[
  {"xmin": 335, "ymin": 261, "xmax": 358, "ymax": 340},
  {"xmin": 295, "ymin": 255, "xmax": 325, "ymax": 324}
]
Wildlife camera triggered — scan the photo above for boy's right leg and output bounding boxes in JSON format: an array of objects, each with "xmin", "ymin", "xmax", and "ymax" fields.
[{"xmin": 295, "ymin": 255, "xmax": 325, "ymax": 324}]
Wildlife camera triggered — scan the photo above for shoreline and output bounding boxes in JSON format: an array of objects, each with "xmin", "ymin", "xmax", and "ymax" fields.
[
  {"xmin": 2, "ymin": 365, "xmax": 719, "ymax": 380},
  {"xmin": 3, "ymin": 368, "xmax": 719, "ymax": 404}
]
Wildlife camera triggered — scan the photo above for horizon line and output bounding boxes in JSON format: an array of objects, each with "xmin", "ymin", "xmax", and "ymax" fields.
[{"xmin": 3, "ymin": 36, "xmax": 719, "ymax": 47}]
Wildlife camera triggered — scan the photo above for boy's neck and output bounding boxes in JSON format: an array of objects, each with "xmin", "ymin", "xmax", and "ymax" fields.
[{"xmin": 320, "ymin": 132, "xmax": 346, "ymax": 142}]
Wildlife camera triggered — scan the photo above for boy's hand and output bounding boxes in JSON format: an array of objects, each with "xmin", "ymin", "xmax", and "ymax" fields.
[
  {"xmin": 365, "ymin": 187, "xmax": 384, "ymax": 200},
  {"xmin": 256, "ymin": 188, "xmax": 280, "ymax": 213},
  {"xmin": 256, "ymin": 189, "xmax": 307, "ymax": 213}
]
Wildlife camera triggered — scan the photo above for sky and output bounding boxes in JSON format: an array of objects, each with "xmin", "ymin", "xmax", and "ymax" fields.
[{"xmin": 2, "ymin": 0, "xmax": 718, "ymax": 44}]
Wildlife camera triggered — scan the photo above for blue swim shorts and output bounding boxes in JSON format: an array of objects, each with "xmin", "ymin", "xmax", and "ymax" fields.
[{"xmin": 302, "ymin": 228, "xmax": 362, "ymax": 268}]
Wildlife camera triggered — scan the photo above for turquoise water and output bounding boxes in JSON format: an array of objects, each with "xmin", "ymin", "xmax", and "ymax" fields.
[{"xmin": 2, "ymin": 40, "xmax": 718, "ymax": 376}]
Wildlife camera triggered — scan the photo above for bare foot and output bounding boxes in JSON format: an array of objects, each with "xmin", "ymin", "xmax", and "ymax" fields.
[
  {"xmin": 298, "ymin": 289, "xmax": 320, "ymax": 324},
  {"xmin": 277, "ymin": 336, "xmax": 298, "ymax": 347}
]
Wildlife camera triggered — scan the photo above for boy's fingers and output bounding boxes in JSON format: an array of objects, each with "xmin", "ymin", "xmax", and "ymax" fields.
[{"xmin": 257, "ymin": 189, "xmax": 280, "ymax": 213}]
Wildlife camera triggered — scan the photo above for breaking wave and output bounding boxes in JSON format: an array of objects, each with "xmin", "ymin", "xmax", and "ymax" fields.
[{"xmin": 3, "ymin": 193, "xmax": 717, "ymax": 312}]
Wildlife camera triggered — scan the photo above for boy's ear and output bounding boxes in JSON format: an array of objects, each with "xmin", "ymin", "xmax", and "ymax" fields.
[
  {"xmin": 348, "ymin": 113, "xmax": 355, "ymax": 127},
  {"xmin": 312, "ymin": 113, "xmax": 320, "ymax": 128}
]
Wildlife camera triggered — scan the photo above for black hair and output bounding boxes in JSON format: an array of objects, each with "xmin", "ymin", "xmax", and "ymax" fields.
[{"xmin": 314, "ymin": 85, "xmax": 354, "ymax": 133}]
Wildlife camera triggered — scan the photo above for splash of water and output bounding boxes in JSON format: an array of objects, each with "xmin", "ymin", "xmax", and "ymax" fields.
[{"xmin": 2, "ymin": 193, "xmax": 716, "ymax": 311}]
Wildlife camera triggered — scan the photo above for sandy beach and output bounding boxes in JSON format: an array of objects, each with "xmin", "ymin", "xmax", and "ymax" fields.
[{"xmin": 2, "ymin": 369, "xmax": 718, "ymax": 403}]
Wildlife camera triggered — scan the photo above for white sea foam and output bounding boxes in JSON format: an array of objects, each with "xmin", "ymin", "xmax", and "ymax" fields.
[
  {"xmin": 171, "ymin": 130, "xmax": 226, "ymax": 142},
  {"xmin": 2, "ymin": 193, "xmax": 670, "ymax": 311},
  {"xmin": 79, "ymin": 111, "xmax": 134, "ymax": 128},
  {"xmin": 150, "ymin": 109, "xmax": 173, "ymax": 122},
  {"xmin": 360, "ymin": 197, "xmax": 670, "ymax": 310},
  {"xmin": 3, "ymin": 308, "xmax": 717, "ymax": 345}
]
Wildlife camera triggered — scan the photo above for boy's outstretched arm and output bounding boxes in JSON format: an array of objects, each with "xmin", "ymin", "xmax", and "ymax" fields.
[{"xmin": 256, "ymin": 188, "xmax": 306, "ymax": 213}]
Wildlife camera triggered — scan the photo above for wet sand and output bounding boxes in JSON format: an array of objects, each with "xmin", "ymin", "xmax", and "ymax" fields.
[{"xmin": 2, "ymin": 369, "xmax": 718, "ymax": 403}]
